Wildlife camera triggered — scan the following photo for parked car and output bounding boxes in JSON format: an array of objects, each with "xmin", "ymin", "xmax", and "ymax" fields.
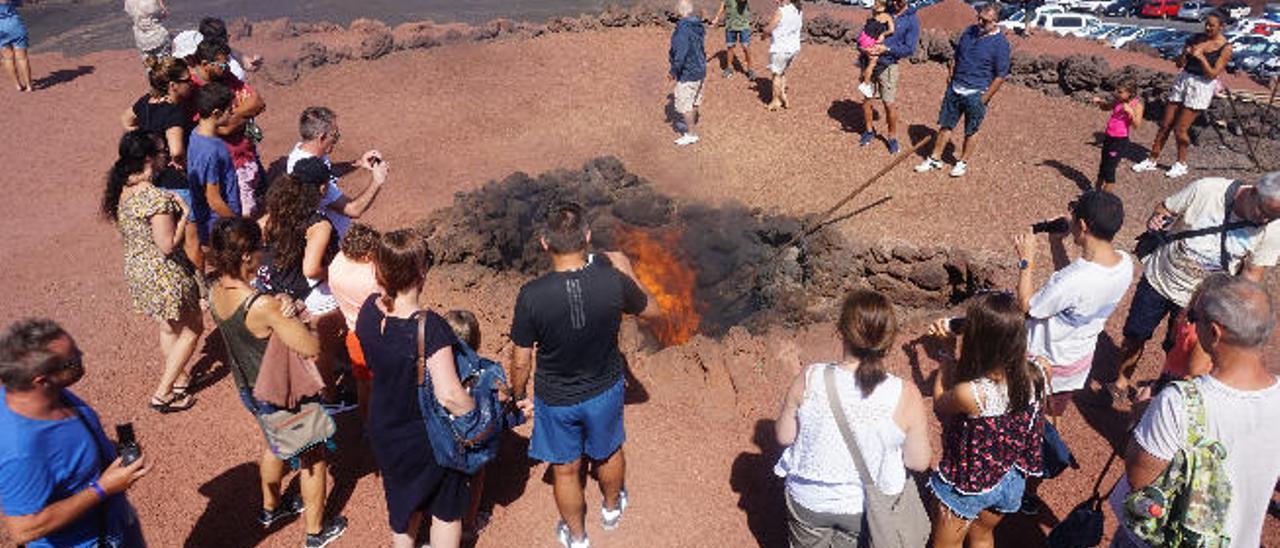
[
  {"xmin": 1233, "ymin": 42, "xmax": 1280, "ymax": 73},
  {"xmin": 1136, "ymin": 27, "xmax": 1182, "ymax": 45},
  {"xmin": 998, "ymin": 4, "xmax": 1066, "ymax": 31},
  {"xmin": 1140, "ymin": 0, "xmax": 1182, "ymax": 18},
  {"xmin": 1039, "ymin": 13, "xmax": 1103, "ymax": 35},
  {"xmin": 1108, "ymin": 25, "xmax": 1149, "ymax": 47},
  {"xmin": 1176, "ymin": 1, "xmax": 1214, "ymax": 20},
  {"xmin": 1104, "ymin": 0, "xmax": 1143, "ymax": 16},
  {"xmin": 1087, "ymin": 22, "xmax": 1121, "ymax": 37},
  {"xmin": 1073, "ymin": 0, "xmax": 1115, "ymax": 13},
  {"xmin": 1264, "ymin": 2, "xmax": 1280, "ymax": 21},
  {"xmin": 1221, "ymin": 1, "xmax": 1253, "ymax": 20}
]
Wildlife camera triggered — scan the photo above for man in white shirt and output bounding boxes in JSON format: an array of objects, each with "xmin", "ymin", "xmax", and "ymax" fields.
[
  {"xmin": 1016, "ymin": 191, "xmax": 1133, "ymax": 412},
  {"xmin": 286, "ymin": 106, "xmax": 389, "ymax": 238},
  {"xmin": 1112, "ymin": 274, "xmax": 1280, "ymax": 548},
  {"xmin": 1108, "ymin": 172, "xmax": 1280, "ymax": 409}
]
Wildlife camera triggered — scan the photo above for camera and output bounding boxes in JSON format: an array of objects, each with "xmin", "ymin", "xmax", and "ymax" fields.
[
  {"xmin": 116, "ymin": 423, "xmax": 141, "ymax": 466},
  {"xmin": 1031, "ymin": 217, "xmax": 1071, "ymax": 234},
  {"xmin": 948, "ymin": 317, "xmax": 967, "ymax": 334}
]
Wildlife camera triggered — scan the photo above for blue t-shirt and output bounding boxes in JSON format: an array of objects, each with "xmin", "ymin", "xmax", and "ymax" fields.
[
  {"xmin": 951, "ymin": 25, "xmax": 1011, "ymax": 93},
  {"xmin": 186, "ymin": 131, "xmax": 240, "ymax": 240},
  {"xmin": 0, "ymin": 1, "xmax": 21, "ymax": 17},
  {"xmin": 0, "ymin": 389, "xmax": 134, "ymax": 548}
]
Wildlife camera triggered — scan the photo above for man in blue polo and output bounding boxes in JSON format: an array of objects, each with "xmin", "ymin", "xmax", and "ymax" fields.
[
  {"xmin": 858, "ymin": 0, "xmax": 921, "ymax": 154},
  {"xmin": 914, "ymin": 3, "xmax": 1010, "ymax": 178}
]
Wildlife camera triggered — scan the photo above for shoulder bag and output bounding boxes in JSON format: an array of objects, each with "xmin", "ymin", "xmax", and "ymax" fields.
[
  {"xmin": 1134, "ymin": 181, "xmax": 1257, "ymax": 273},
  {"xmin": 823, "ymin": 365, "xmax": 930, "ymax": 548}
]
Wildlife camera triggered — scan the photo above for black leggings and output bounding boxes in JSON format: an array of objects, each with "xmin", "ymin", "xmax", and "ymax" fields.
[{"xmin": 1098, "ymin": 135, "xmax": 1128, "ymax": 184}]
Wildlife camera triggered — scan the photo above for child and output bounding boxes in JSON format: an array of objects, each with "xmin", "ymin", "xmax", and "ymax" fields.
[
  {"xmin": 327, "ymin": 223, "xmax": 382, "ymax": 421},
  {"xmin": 443, "ymin": 310, "xmax": 491, "ymax": 540},
  {"xmin": 857, "ymin": 0, "xmax": 895, "ymax": 99},
  {"xmin": 1091, "ymin": 80, "xmax": 1143, "ymax": 193},
  {"xmin": 186, "ymin": 82, "xmax": 240, "ymax": 244}
]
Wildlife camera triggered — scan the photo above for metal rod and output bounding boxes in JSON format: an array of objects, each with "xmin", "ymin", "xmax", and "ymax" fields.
[{"xmin": 1221, "ymin": 84, "xmax": 1264, "ymax": 172}]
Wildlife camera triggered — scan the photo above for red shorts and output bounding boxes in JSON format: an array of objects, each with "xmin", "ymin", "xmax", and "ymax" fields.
[{"xmin": 346, "ymin": 330, "xmax": 372, "ymax": 381}]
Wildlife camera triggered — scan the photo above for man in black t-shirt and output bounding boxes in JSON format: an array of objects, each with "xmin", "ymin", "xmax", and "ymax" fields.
[{"xmin": 509, "ymin": 203, "xmax": 657, "ymax": 548}]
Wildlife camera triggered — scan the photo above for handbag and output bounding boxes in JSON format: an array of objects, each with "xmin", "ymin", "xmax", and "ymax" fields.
[
  {"xmin": 824, "ymin": 365, "xmax": 931, "ymax": 548},
  {"xmin": 1047, "ymin": 427, "xmax": 1129, "ymax": 548},
  {"xmin": 1042, "ymin": 420, "xmax": 1078, "ymax": 479},
  {"xmin": 415, "ymin": 312, "xmax": 525, "ymax": 474},
  {"xmin": 252, "ymin": 401, "xmax": 337, "ymax": 467}
]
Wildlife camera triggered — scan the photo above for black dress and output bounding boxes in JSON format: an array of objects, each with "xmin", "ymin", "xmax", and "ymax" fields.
[{"xmin": 355, "ymin": 295, "xmax": 469, "ymax": 533}]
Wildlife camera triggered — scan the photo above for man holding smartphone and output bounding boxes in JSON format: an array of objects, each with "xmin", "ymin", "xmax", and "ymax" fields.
[
  {"xmin": 0, "ymin": 319, "xmax": 150, "ymax": 547},
  {"xmin": 287, "ymin": 106, "xmax": 389, "ymax": 240}
]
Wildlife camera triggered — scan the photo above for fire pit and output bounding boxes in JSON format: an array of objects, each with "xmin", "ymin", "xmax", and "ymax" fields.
[{"xmin": 419, "ymin": 157, "xmax": 1004, "ymax": 346}]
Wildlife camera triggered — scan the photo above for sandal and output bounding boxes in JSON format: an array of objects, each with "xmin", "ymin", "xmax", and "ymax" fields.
[{"xmin": 150, "ymin": 391, "xmax": 196, "ymax": 414}]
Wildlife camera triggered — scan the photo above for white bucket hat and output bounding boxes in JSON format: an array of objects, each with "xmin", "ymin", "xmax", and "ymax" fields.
[{"xmin": 172, "ymin": 30, "xmax": 204, "ymax": 59}]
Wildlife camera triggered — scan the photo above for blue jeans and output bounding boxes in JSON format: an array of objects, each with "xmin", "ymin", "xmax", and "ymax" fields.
[
  {"xmin": 726, "ymin": 28, "xmax": 751, "ymax": 46},
  {"xmin": 937, "ymin": 87, "xmax": 988, "ymax": 136},
  {"xmin": 929, "ymin": 468, "xmax": 1026, "ymax": 521},
  {"xmin": 529, "ymin": 379, "xmax": 625, "ymax": 464}
]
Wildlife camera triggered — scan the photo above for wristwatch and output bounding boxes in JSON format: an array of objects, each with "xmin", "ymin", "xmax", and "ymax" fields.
[{"xmin": 1018, "ymin": 258, "xmax": 1031, "ymax": 271}]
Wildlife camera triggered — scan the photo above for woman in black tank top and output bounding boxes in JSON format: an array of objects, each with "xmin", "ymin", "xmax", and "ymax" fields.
[{"xmin": 1131, "ymin": 13, "xmax": 1232, "ymax": 179}]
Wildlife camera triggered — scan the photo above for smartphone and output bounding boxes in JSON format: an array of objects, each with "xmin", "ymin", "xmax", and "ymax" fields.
[{"xmin": 115, "ymin": 423, "xmax": 141, "ymax": 466}]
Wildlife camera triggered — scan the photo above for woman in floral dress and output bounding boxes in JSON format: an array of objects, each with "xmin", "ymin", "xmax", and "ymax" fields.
[{"xmin": 101, "ymin": 130, "xmax": 202, "ymax": 413}]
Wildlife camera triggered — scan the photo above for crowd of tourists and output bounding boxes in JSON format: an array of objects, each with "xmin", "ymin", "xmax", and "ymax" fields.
[{"xmin": 0, "ymin": 1, "xmax": 1276, "ymax": 548}]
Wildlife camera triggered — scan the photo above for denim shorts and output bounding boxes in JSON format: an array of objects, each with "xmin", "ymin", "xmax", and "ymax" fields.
[
  {"xmin": 937, "ymin": 87, "xmax": 988, "ymax": 136},
  {"xmin": 929, "ymin": 468, "xmax": 1026, "ymax": 521},
  {"xmin": 529, "ymin": 379, "xmax": 625, "ymax": 464},
  {"xmin": 0, "ymin": 14, "xmax": 28, "ymax": 49},
  {"xmin": 726, "ymin": 28, "xmax": 751, "ymax": 46},
  {"xmin": 1121, "ymin": 276, "xmax": 1182, "ymax": 350}
]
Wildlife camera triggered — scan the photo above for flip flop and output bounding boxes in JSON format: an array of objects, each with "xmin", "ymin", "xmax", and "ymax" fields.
[{"xmin": 150, "ymin": 392, "xmax": 196, "ymax": 414}]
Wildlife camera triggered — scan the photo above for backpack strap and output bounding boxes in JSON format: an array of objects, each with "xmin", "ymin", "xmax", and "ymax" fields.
[
  {"xmin": 1173, "ymin": 380, "xmax": 1209, "ymax": 446},
  {"xmin": 415, "ymin": 310, "xmax": 427, "ymax": 386}
]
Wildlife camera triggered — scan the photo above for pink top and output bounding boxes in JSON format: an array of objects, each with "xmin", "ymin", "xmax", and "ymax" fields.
[
  {"xmin": 1105, "ymin": 101, "xmax": 1134, "ymax": 138},
  {"xmin": 328, "ymin": 252, "xmax": 382, "ymax": 329}
]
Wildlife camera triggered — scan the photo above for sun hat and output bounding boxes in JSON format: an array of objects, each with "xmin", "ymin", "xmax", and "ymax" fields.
[{"xmin": 172, "ymin": 30, "xmax": 204, "ymax": 59}]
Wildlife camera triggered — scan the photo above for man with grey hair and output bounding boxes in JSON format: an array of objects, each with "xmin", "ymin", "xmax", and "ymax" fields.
[
  {"xmin": 668, "ymin": 0, "xmax": 706, "ymax": 147},
  {"xmin": 0, "ymin": 319, "xmax": 150, "ymax": 547},
  {"xmin": 1113, "ymin": 274, "xmax": 1280, "ymax": 548},
  {"xmin": 1106, "ymin": 172, "xmax": 1280, "ymax": 409},
  {"xmin": 286, "ymin": 106, "xmax": 390, "ymax": 238}
]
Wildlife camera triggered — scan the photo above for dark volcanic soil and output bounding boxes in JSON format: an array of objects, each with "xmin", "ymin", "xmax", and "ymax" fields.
[{"xmin": 0, "ymin": 4, "xmax": 1277, "ymax": 547}]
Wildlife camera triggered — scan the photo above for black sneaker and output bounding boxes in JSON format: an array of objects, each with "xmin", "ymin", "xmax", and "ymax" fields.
[
  {"xmin": 304, "ymin": 516, "xmax": 348, "ymax": 548},
  {"xmin": 258, "ymin": 493, "xmax": 304, "ymax": 528}
]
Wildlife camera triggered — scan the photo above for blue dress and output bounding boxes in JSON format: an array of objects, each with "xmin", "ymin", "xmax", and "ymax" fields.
[{"xmin": 355, "ymin": 295, "xmax": 469, "ymax": 533}]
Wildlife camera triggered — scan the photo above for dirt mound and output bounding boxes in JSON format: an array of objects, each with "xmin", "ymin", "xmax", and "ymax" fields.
[{"xmin": 420, "ymin": 157, "xmax": 1005, "ymax": 340}]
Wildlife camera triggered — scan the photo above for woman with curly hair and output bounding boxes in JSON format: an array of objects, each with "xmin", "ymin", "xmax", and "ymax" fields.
[
  {"xmin": 101, "ymin": 129, "xmax": 202, "ymax": 413},
  {"xmin": 259, "ymin": 156, "xmax": 339, "ymax": 315}
]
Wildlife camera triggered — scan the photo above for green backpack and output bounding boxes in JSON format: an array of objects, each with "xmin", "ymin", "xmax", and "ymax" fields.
[{"xmin": 1123, "ymin": 380, "xmax": 1232, "ymax": 547}]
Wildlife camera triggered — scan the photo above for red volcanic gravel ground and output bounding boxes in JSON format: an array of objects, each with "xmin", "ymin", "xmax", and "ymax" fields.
[{"xmin": 1, "ymin": 18, "xmax": 1277, "ymax": 548}]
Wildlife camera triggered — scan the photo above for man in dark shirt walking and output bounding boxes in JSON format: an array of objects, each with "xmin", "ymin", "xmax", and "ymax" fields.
[
  {"xmin": 913, "ymin": 3, "xmax": 1010, "ymax": 178},
  {"xmin": 509, "ymin": 203, "xmax": 658, "ymax": 548}
]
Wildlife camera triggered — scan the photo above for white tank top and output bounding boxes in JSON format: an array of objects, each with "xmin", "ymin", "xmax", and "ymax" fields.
[
  {"xmin": 774, "ymin": 364, "xmax": 907, "ymax": 515},
  {"xmin": 770, "ymin": 4, "xmax": 803, "ymax": 55}
]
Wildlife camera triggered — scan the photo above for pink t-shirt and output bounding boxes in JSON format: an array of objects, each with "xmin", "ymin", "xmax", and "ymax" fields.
[
  {"xmin": 1105, "ymin": 100, "xmax": 1135, "ymax": 138},
  {"xmin": 327, "ymin": 252, "xmax": 382, "ymax": 329}
]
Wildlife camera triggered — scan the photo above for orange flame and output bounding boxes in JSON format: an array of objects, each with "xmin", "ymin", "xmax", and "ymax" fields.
[{"xmin": 614, "ymin": 226, "xmax": 701, "ymax": 346}]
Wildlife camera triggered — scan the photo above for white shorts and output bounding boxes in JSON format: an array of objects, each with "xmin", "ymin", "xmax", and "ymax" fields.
[
  {"xmin": 673, "ymin": 80, "xmax": 704, "ymax": 114},
  {"xmin": 1167, "ymin": 71, "xmax": 1216, "ymax": 111},
  {"xmin": 770, "ymin": 50, "xmax": 798, "ymax": 75}
]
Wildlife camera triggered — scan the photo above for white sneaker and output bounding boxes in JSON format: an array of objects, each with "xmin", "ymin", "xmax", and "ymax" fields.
[
  {"xmin": 556, "ymin": 521, "xmax": 590, "ymax": 548},
  {"xmin": 949, "ymin": 161, "xmax": 968, "ymax": 178},
  {"xmin": 1165, "ymin": 162, "xmax": 1188, "ymax": 178},
  {"xmin": 857, "ymin": 81, "xmax": 875, "ymax": 98},
  {"xmin": 602, "ymin": 489, "xmax": 629, "ymax": 530},
  {"xmin": 1131, "ymin": 158, "xmax": 1158, "ymax": 172},
  {"xmin": 674, "ymin": 133, "xmax": 700, "ymax": 147},
  {"xmin": 914, "ymin": 157, "xmax": 944, "ymax": 173}
]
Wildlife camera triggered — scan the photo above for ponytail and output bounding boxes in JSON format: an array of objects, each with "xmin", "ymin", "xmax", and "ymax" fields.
[{"xmin": 837, "ymin": 289, "xmax": 898, "ymax": 397}]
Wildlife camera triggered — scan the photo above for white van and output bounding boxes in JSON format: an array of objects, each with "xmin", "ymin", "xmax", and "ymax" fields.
[{"xmin": 1035, "ymin": 13, "xmax": 1102, "ymax": 37}]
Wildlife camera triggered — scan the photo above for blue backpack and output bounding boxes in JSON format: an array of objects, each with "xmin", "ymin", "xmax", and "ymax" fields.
[{"xmin": 415, "ymin": 312, "xmax": 525, "ymax": 474}]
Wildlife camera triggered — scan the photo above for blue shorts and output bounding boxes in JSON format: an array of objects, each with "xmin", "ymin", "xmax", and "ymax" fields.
[
  {"xmin": 529, "ymin": 379, "xmax": 625, "ymax": 464},
  {"xmin": 0, "ymin": 14, "xmax": 28, "ymax": 49},
  {"xmin": 1121, "ymin": 276, "xmax": 1182, "ymax": 351},
  {"xmin": 929, "ymin": 468, "xmax": 1026, "ymax": 521},
  {"xmin": 937, "ymin": 87, "xmax": 988, "ymax": 136},
  {"xmin": 726, "ymin": 28, "xmax": 751, "ymax": 46}
]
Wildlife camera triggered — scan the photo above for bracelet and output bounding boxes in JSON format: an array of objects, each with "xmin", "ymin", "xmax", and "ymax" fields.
[{"xmin": 89, "ymin": 480, "xmax": 106, "ymax": 500}]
